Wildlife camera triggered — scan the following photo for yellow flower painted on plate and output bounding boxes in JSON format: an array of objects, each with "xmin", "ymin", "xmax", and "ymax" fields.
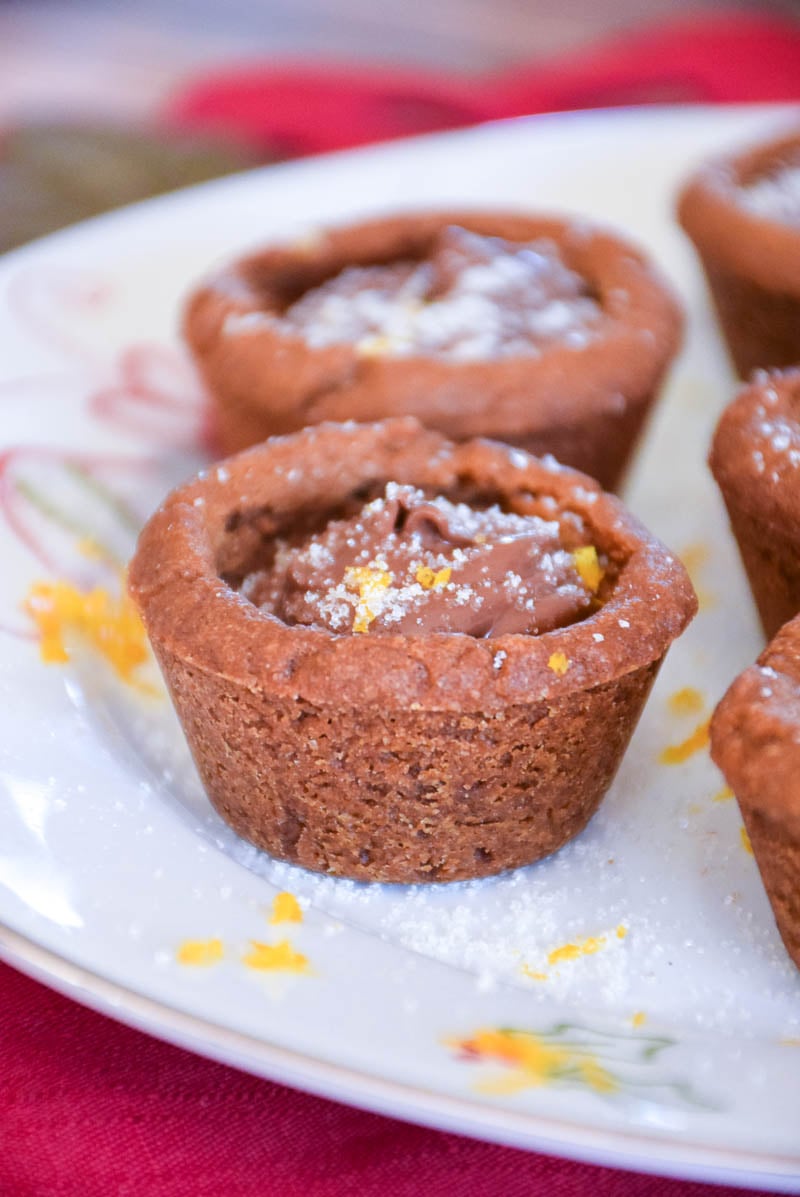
[
  {"xmin": 447, "ymin": 1020, "xmax": 705, "ymax": 1108},
  {"xmin": 713, "ymin": 785, "xmax": 734, "ymax": 803},
  {"xmin": 449, "ymin": 1028, "xmax": 616, "ymax": 1097}
]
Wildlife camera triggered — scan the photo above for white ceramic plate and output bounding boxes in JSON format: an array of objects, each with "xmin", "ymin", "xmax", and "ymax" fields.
[{"xmin": 1, "ymin": 104, "xmax": 799, "ymax": 1191}]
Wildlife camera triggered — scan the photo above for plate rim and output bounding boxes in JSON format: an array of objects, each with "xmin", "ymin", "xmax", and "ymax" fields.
[{"xmin": 3, "ymin": 920, "xmax": 800, "ymax": 1192}]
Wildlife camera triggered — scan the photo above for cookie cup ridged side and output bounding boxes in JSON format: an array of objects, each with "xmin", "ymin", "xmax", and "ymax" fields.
[
  {"xmin": 184, "ymin": 210, "xmax": 682, "ymax": 491},
  {"xmin": 129, "ymin": 419, "xmax": 697, "ymax": 884},
  {"xmin": 709, "ymin": 369, "xmax": 800, "ymax": 640},
  {"xmin": 678, "ymin": 130, "xmax": 800, "ymax": 377},
  {"xmin": 711, "ymin": 614, "xmax": 800, "ymax": 970}
]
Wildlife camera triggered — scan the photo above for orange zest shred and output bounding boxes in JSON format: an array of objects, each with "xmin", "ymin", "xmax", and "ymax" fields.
[
  {"xmin": 740, "ymin": 826, "xmax": 754, "ymax": 856},
  {"xmin": 525, "ymin": 927, "xmax": 625, "ymax": 980},
  {"xmin": 270, "ymin": 891, "xmax": 303, "ymax": 925},
  {"xmin": 668, "ymin": 686, "xmax": 705, "ymax": 716},
  {"xmin": 713, "ymin": 785, "xmax": 734, "ymax": 803},
  {"xmin": 520, "ymin": 964, "xmax": 548, "ymax": 981},
  {"xmin": 548, "ymin": 651, "xmax": 570, "ymax": 676},
  {"xmin": 176, "ymin": 938, "xmax": 224, "ymax": 966},
  {"xmin": 415, "ymin": 565, "xmax": 452, "ymax": 590},
  {"xmin": 548, "ymin": 935, "xmax": 606, "ymax": 966},
  {"xmin": 24, "ymin": 579, "xmax": 151, "ymax": 686},
  {"xmin": 680, "ymin": 541, "xmax": 709, "ymax": 579},
  {"xmin": 658, "ymin": 718, "xmax": 710, "ymax": 765},
  {"xmin": 242, "ymin": 938, "xmax": 310, "ymax": 974},
  {"xmin": 344, "ymin": 565, "xmax": 392, "ymax": 634},
  {"xmin": 632, "ymin": 1011, "xmax": 647, "ymax": 1028},
  {"xmin": 572, "ymin": 545, "xmax": 604, "ymax": 593},
  {"xmin": 679, "ymin": 541, "xmax": 716, "ymax": 610}
]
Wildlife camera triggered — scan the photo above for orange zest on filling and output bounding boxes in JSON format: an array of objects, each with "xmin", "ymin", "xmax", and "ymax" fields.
[
  {"xmin": 668, "ymin": 686, "xmax": 705, "ymax": 716},
  {"xmin": 270, "ymin": 891, "xmax": 303, "ymax": 925},
  {"xmin": 24, "ymin": 579, "xmax": 151, "ymax": 686},
  {"xmin": 344, "ymin": 565, "xmax": 392, "ymax": 634},
  {"xmin": 176, "ymin": 938, "xmax": 224, "ymax": 966},
  {"xmin": 740, "ymin": 826, "xmax": 754, "ymax": 856},
  {"xmin": 548, "ymin": 651, "xmax": 570, "ymax": 676},
  {"xmin": 415, "ymin": 565, "xmax": 452, "ymax": 590},
  {"xmin": 658, "ymin": 718, "xmax": 710, "ymax": 765},
  {"xmin": 242, "ymin": 939, "xmax": 310, "ymax": 974},
  {"xmin": 572, "ymin": 545, "xmax": 604, "ymax": 593}
]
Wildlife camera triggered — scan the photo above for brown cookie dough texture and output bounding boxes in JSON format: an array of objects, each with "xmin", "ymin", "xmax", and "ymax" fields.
[
  {"xmin": 183, "ymin": 211, "xmax": 683, "ymax": 492},
  {"xmin": 709, "ymin": 368, "xmax": 800, "ymax": 640},
  {"xmin": 711, "ymin": 613, "xmax": 800, "ymax": 970},
  {"xmin": 678, "ymin": 128, "xmax": 800, "ymax": 378},
  {"xmin": 129, "ymin": 419, "xmax": 696, "ymax": 884}
]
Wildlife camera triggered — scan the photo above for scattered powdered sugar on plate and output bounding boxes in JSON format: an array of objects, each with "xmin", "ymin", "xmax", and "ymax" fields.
[{"xmin": 78, "ymin": 656, "xmax": 800, "ymax": 1040}]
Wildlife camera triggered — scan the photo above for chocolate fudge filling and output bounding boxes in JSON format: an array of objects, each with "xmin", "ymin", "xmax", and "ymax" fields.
[
  {"xmin": 243, "ymin": 483, "xmax": 607, "ymax": 637},
  {"xmin": 279, "ymin": 225, "xmax": 602, "ymax": 360}
]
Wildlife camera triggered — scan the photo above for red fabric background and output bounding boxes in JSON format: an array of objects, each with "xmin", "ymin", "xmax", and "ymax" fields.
[
  {"xmin": 165, "ymin": 13, "xmax": 800, "ymax": 155},
  {"xmin": 3, "ymin": 13, "xmax": 799, "ymax": 1195},
  {"xmin": 0, "ymin": 962, "xmax": 778, "ymax": 1196}
]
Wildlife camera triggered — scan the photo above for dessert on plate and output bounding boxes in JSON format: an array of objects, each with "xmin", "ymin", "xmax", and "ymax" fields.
[
  {"xmin": 678, "ymin": 127, "xmax": 800, "ymax": 377},
  {"xmin": 709, "ymin": 367, "xmax": 800, "ymax": 640},
  {"xmin": 129, "ymin": 418, "xmax": 696, "ymax": 884},
  {"xmin": 711, "ymin": 611, "xmax": 800, "ymax": 971},
  {"xmin": 184, "ymin": 211, "xmax": 683, "ymax": 491}
]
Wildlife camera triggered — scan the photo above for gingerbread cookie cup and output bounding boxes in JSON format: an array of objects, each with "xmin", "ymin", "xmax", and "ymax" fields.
[
  {"xmin": 711, "ymin": 613, "xmax": 800, "ymax": 971},
  {"xmin": 709, "ymin": 369, "xmax": 800, "ymax": 640},
  {"xmin": 678, "ymin": 129, "xmax": 800, "ymax": 377},
  {"xmin": 183, "ymin": 211, "xmax": 683, "ymax": 491},
  {"xmin": 129, "ymin": 419, "xmax": 696, "ymax": 884}
]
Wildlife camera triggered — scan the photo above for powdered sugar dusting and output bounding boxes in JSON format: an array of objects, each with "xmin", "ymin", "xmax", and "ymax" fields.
[
  {"xmin": 242, "ymin": 482, "xmax": 603, "ymax": 638},
  {"xmin": 740, "ymin": 161, "xmax": 800, "ymax": 225},
  {"xmin": 277, "ymin": 226, "xmax": 602, "ymax": 360}
]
